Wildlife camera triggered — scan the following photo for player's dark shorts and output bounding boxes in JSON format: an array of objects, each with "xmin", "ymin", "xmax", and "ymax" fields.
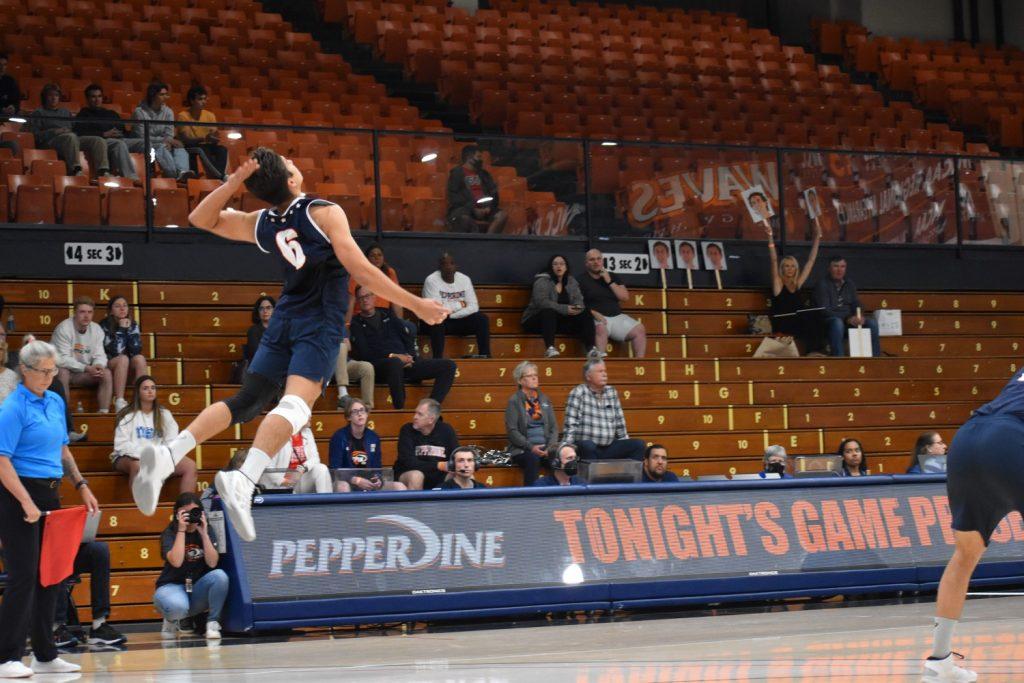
[
  {"xmin": 947, "ymin": 413, "xmax": 1024, "ymax": 544},
  {"xmin": 248, "ymin": 314, "xmax": 343, "ymax": 384}
]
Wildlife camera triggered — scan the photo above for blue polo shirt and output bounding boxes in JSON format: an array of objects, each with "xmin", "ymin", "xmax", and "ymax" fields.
[
  {"xmin": 0, "ymin": 384, "xmax": 67, "ymax": 478},
  {"xmin": 533, "ymin": 475, "xmax": 585, "ymax": 487}
]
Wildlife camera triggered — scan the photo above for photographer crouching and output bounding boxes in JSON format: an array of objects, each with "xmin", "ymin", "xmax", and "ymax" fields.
[{"xmin": 153, "ymin": 493, "xmax": 228, "ymax": 640}]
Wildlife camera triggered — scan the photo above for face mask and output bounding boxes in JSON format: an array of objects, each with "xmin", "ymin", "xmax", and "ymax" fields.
[
  {"xmin": 765, "ymin": 461, "xmax": 786, "ymax": 475},
  {"xmin": 562, "ymin": 460, "xmax": 578, "ymax": 476}
]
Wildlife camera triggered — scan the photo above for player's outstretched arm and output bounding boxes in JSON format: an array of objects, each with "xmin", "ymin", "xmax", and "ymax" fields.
[
  {"xmin": 318, "ymin": 204, "xmax": 449, "ymax": 325},
  {"xmin": 188, "ymin": 158, "xmax": 261, "ymax": 244}
]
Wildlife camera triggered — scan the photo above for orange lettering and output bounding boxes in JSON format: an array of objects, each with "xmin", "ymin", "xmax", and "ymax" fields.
[
  {"xmin": 691, "ymin": 505, "xmax": 731, "ymax": 557},
  {"xmin": 716, "ymin": 503, "xmax": 753, "ymax": 556},
  {"xmin": 821, "ymin": 500, "xmax": 855, "ymax": 551},
  {"xmin": 932, "ymin": 496, "xmax": 956, "ymax": 545},
  {"xmin": 754, "ymin": 502, "xmax": 789, "ymax": 555},
  {"xmin": 843, "ymin": 498, "xmax": 891, "ymax": 549},
  {"xmin": 642, "ymin": 507, "xmax": 669, "ymax": 560},
  {"xmin": 553, "ymin": 509, "xmax": 586, "ymax": 563},
  {"xmin": 584, "ymin": 508, "xmax": 620, "ymax": 563},
  {"xmin": 907, "ymin": 496, "xmax": 937, "ymax": 546},
  {"xmin": 792, "ymin": 500, "xmax": 825, "ymax": 553},
  {"xmin": 880, "ymin": 498, "xmax": 912, "ymax": 548},
  {"xmin": 613, "ymin": 508, "xmax": 652, "ymax": 561},
  {"xmin": 661, "ymin": 505, "xmax": 698, "ymax": 560}
]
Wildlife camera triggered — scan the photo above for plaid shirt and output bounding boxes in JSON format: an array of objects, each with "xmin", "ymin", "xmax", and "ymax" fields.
[{"xmin": 563, "ymin": 383, "xmax": 628, "ymax": 446}]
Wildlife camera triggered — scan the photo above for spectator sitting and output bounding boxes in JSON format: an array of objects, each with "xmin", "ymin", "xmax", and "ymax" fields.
[
  {"xmin": 759, "ymin": 444, "xmax": 794, "ymax": 479},
  {"xmin": 439, "ymin": 446, "xmax": 488, "ymax": 490},
  {"xmin": 504, "ymin": 361, "xmax": 559, "ymax": 486},
  {"xmin": 350, "ymin": 285, "xmax": 456, "ymax": 410},
  {"xmin": 244, "ymin": 295, "xmax": 275, "ymax": 365},
  {"xmin": 73, "ymin": 84, "xmax": 141, "ymax": 181},
  {"xmin": 521, "ymin": 254, "xmax": 597, "ymax": 359},
  {"xmin": 563, "ymin": 358, "xmax": 644, "ymax": 461},
  {"xmin": 99, "ymin": 294, "xmax": 146, "ymax": 412},
  {"xmin": 154, "ymin": 493, "xmax": 227, "ymax": 641},
  {"xmin": 112, "ymin": 375, "xmax": 197, "ymax": 494},
  {"xmin": 838, "ymin": 437, "xmax": 869, "ymax": 476},
  {"xmin": 578, "ymin": 249, "xmax": 646, "ymax": 358},
  {"xmin": 0, "ymin": 53, "xmax": 20, "ymax": 116},
  {"xmin": 177, "ymin": 85, "xmax": 226, "ymax": 180},
  {"xmin": 446, "ymin": 144, "xmax": 507, "ymax": 233},
  {"xmin": 52, "ymin": 296, "xmax": 112, "ymax": 412},
  {"xmin": 421, "ymin": 252, "xmax": 491, "ymax": 359},
  {"xmin": 533, "ymin": 443, "xmax": 585, "ymax": 486},
  {"xmin": 257, "ymin": 424, "xmax": 332, "ymax": 494},
  {"xmin": 642, "ymin": 444, "xmax": 679, "ymax": 483},
  {"xmin": 26, "ymin": 83, "xmax": 107, "ymax": 176},
  {"xmin": 328, "ymin": 398, "xmax": 406, "ymax": 492},
  {"xmin": 52, "ymin": 541, "xmax": 126, "ymax": 647},
  {"xmin": 906, "ymin": 431, "xmax": 947, "ymax": 474},
  {"xmin": 334, "ymin": 333, "xmax": 375, "ymax": 412},
  {"xmin": 131, "ymin": 81, "xmax": 194, "ymax": 181},
  {"xmin": 394, "ymin": 398, "xmax": 459, "ymax": 490},
  {"xmin": 766, "ymin": 222, "xmax": 822, "ymax": 355},
  {"xmin": 815, "ymin": 255, "xmax": 880, "ymax": 357},
  {"xmin": 0, "ymin": 328, "xmax": 16, "ymax": 404}
]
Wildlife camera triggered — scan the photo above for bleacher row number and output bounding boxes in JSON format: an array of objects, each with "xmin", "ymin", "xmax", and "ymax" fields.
[{"xmin": 38, "ymin": 289, "xmax": 50, "ymax": 300}]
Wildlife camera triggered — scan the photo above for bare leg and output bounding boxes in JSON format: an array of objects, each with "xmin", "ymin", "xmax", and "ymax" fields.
[
  {"xmin": 174, "ymin": 457, "xmax": 198, "ymax": 494},
  {"xmin": 250, "ymin": 375, "xmax": 322, "ymax": 457},
  {"xmin": 936, "ymin": 530, "xmax": 986, "ymax": 620},
  {"xmin": 593, "ymin": 320, "xmax": 609, "ymax": 353},
  {"xmin": 399, "ymin": 470, "xmax": 425, "ymax": 490},
  {"xmin": 182, "ymin": 403, "xmax": 233, "ymax": 445},
  {"xmin": 130, "ymin": 354, "xmax": 148, "ymax": 382},
  {"xmin": 97, "ymin": 367, "xmax": 113, "ymax": 411},
  {"xmin": 114, "ymin": 457, "xmax": 140, "ymax": 488},
  {"xmin": 626, "ymin": 323, "xmax": 647, "ymax": 359},
  {"xmin": 57, "ymin": 368, "xmax": 72, "ymax": 402},
  {"xmin": 108, "ymin": 355, "xmax": 128, "ymax": 400}
]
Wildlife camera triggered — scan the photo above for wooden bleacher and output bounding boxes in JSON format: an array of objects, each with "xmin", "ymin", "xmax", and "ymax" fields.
[{"xmin": 3, "ymin": 277, "xmax": 1022, "ymax": 622}]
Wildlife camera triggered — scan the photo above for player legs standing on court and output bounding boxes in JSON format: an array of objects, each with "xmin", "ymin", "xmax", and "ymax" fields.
[
  {"xmin": 131, "ymin": 149, "xmax": 448, "ymax": 541},
  {"xmin": 922, "ymin": 390, "xmax": 1024, "ymax": 682}
]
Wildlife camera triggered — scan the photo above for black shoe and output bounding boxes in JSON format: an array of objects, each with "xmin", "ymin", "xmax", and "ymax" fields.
[
  {"xmin": 53, "ymin": 625, "xmax": 79, "ymax": 648},
  {"xmin": 88, "ymin": 622, "xmax": 127, "ymax": 646},
  {"xmin": 336, "ymin": 395, "xmax": 354, "ymax": 412},
  {"xmin": 177, "ymin": 616, "xmax": 196, "ymax": 633}
]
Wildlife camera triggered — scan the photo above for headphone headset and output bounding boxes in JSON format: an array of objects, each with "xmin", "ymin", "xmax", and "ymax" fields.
[
  {"xmin": 548, "ymin": 444, "xmax": 579, "ymax": 474},
  {"xmin": 448, "ymin": 445, "xmax": 480, "ymax": 471}
]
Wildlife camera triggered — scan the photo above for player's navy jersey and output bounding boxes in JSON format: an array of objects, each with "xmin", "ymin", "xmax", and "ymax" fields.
[
  {"xmin": 973, "ymin": 367, "xmax": 1024, "ymax": 418},
  {"xmin": 254, "ymin": 196, "xmax": 348, "ymax": 324}
]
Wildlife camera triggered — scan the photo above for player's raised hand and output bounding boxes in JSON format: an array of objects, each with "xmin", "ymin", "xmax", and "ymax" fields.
[
  {"xmin": 413, "ymin": 298, "xmax": 450, "ymax": 326},
  {"xmin": 226, "ymin": 157, "xmax": 260, "ymax": 188}
]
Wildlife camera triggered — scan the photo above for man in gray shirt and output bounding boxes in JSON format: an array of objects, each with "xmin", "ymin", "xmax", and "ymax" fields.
[
  {"xmin": 27, "ymin": 83, "xmax": 107, "ymax": 176},
  {"xmin": 814, "ymin": 255, "xmax": 880, "ymax": 356}
]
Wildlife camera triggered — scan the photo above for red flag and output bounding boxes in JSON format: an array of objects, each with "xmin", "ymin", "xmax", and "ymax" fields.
[{"xmin": 39, "ymin": 506, "xmax": 88, "ymax": 587}]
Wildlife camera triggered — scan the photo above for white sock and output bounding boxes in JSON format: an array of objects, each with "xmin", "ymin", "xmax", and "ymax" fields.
[
  {"xmin": 168, "ymin": 430, "xmax": 197, "ymax": 465},
  {"xmin": 931, "ymin": 616, "xmax": 957, "ymax": 659},
  {"xmin": 240, "ymin": 447, "xmax": 272, "ymax": 484},
  {"xmin": 338, "ymin": 386, "xmax": 348, "ymax": 397},
  {"xmin": 92, "ymin": 618, "xmax": 105, "ymax": 629}
]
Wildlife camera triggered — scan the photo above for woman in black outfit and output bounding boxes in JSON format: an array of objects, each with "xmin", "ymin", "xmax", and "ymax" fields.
[
  {"xmin": 766, "ymin": 221, "xmax": 822, "ymax": 354},
  {"xmin": 521, "ymin": 254, "xmax": 596, "ymax": 358},
  {"xmin": 244, "ymin": 296, "xmax": 275, "ymax": 363}
]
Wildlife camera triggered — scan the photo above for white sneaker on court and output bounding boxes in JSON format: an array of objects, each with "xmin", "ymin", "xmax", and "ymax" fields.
[
  {"xmin": 205, "ymin": 620, "xmax": 222, "ymax": 640},
  {"xmin": 133, "ymin": 444, "xmax": 175, "ymax": 516},
  {"xmin": 161, "ymin": 619, "xmax": 178, "ymax": 640},
  {"xmin": 922, "ymin": 653, "xmax": 977, "ymax": 682},
  {"xmin": 30, "ymin": 656, "xmax": 81, "ymax": 673},
  {"xmin": 215, "ymin": 469, "xmax": 257, "ymax": 541},
  {"xmin": 0, "ymin": 659, "xmax": 32, "ymax": 678}
]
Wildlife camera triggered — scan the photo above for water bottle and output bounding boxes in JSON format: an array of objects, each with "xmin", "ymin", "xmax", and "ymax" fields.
[
  {"xmin": 76, "ymin": 401, "xmax": 84, "ymax": 413},
  {"xmin": 5, "ymin": 315, "xmax": 13, "ymax": 332}
]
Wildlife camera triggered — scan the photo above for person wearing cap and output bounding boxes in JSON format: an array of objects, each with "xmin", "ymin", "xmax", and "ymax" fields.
[{"xmin": 759, "ymin": 445, "xmax": 793, "ymax": 479}]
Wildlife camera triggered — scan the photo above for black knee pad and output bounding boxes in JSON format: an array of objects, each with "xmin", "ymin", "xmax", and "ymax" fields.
[{"xmin": 222, "ymin": 372, "xmax": 281, "ymax": 424}]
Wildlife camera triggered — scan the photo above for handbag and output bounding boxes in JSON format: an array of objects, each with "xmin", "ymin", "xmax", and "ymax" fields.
[
  {"xmin": 747, "ymin": 313, "xmax": 772, "ymax": 335},
  {"xmin": 753, "ymin": 336, "xmax": 799, "ymax": 358}
]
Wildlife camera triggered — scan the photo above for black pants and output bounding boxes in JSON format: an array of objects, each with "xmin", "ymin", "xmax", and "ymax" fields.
[
  {"xmin": 577, "ymin": 438, "xmax": 646, "ymax": 461},
  {"xmin": 512, "ymin": 449, "xmax": 543, "ymax": 486},
  {"xmin": 371, "ymin": 357, "xmax": 457, "ymax": 410},
  {"xmin": 522, "ymin": 309, "xmax": 596, "ymax": 350},
  {"xmin": 54, "ymin": 541, "xmax": 111, "ymax": 625},
  {"xmin": 0, "ymin": 478, "xmax": 62, "ymax": 664},
  {"xmin": 423, "ymin": 312, "xmax": 490, "ymax": 358},
  {"xmin": 187, "ymin": 143, "xmax": 228, "ymax": 179}
]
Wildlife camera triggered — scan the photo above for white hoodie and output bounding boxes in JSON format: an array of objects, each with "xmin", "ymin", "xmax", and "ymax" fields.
[
  {"xmin": 51, "ymin": 318, "xmax": 107, "ymax": 371},
  {"xmin": 422, "ymin": 271, "xmax": 479, "ymax": 320},
  {"xmin": 261, "ymin": 427, "xmax": 323, "ymax": 488},
  {"xmin": 113, "ymin": 409, "xmax": 179, "ymax": 460}
]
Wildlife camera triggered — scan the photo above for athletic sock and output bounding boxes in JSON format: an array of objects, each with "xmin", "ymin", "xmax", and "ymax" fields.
[
  {"xmin": 240, "ymin": 447, "xmax": 272, "ymax": 484},
  {"xmin": 931, "ymin": 616, "xmax": 957, "ymax": 659},
  {"xmin": 168, "ymin": 430, "xmax": 197, "ymax": 465},
  {"xmin": 338, "ymin": 386, "xmax": 349, "ymax": 397},
  {"xmin": 92, "ymin": 618, "xmax": 105, "ymax": 630}
]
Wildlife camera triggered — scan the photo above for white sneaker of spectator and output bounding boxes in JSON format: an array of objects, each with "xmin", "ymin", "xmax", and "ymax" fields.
[
  {"xmin": 161, "ymin": 619, "xmax": 178, "ymax": 640},
  {"xmin": 205, "ymin": 620, "xmax": 222, "ymax": 640},
  {"xmin": 544, "ymin": 346, "xmax": 560, "ymax": 358},
  {"xmin": 114, "ymin": 397, "xmax": 128, "ymax": 412}
]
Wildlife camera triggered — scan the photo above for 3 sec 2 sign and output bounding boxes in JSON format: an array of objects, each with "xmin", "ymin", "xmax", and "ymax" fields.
[
  {"xmin": 602, "ymin": 252, "xmax": 650, "ymax": 275},
  {"xmin": 64, "ymin": 243, "xmax": 124, "ymax": 266}
]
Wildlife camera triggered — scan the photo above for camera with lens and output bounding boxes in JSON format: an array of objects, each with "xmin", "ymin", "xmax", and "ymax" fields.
[{"xmin": 186, "ymin": 508, "xmax": 204, "ymax": 524}]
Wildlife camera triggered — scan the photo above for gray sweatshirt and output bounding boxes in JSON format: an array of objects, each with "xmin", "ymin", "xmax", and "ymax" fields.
[
  {"xmin": 131, "ymin": 102, "xmax": 175, "ymax": 141},
  {"xmin": 521, "ymin": 273, "xmax": 584, "ymax": 324}
]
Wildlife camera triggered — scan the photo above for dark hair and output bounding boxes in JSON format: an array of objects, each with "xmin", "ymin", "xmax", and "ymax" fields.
[
  {"xmin": 363, "ymin": 242, "xmax": 390, "ymax": 275},
  {"xmin": 652, "ymin": 241, "xmax": 669, "ymax": 252},
  {"xmin": 172, "ymin": 491, "xmax": 203, "ymax": 518},
  {"xmin": 40, "ymin": 83, "xmax": 61, "ymax": 104},
  {"xmin": 344, "ymin": 397, "xmax": 368, "ymax": 420},
  {"xmin": 706, "ymin": 242, "xmax": 723, "ymax": 254},
  {"xmin": 144, "ymin": 81, "xmax": 168, "ymax": 108},
  {"xmin": 749, "ymin": 191, "xmax": 767, "ymax": 203},
  {"xmin": 644, "ymin": 443, "xmax": 667, "ymax": 460},
  {"xmin": 185, "ymin": 84, "xmax": 207, "ymax": 105},
  {"xmin": 102, "ymin": 294, "xmax": 130, "ymax": 335},
  {"xmin": 244, "ymin": 147, "xmax": 293, "ymax": 206},
  {"xmin": 115, "ymin": 375, "xmax": 167, "ymax": 438},
  {"xmin": 84, "ymin": 83, "xmax": 103, "ymax": 98},
  {"xmin": 545, "ymin": 254, "xmax": 570, "ymax": 283},
  {"xmin": 460, "ymin": 145, "xmax": 479, "ymax": 163},
  {"xmin": 828, "ymin": 254, "xmax": 846, "ymax": 265},
  {"xmin": 837, "ymin": 438, "xmax": 868, "ymax": 475},
  {"xmin": 908, "ymin": 431, "xmax": 939, "ymax": 472},
  {"xmin": 251, "ymin": 295, "xmax": 276, "ymax": 324}
]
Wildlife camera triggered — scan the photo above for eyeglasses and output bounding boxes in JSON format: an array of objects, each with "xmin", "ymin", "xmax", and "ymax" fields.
[
  {"xmin": 348, "ymin": 408, "xmax": 367, "ymax": 415},
  {"xmin": 258, "ymin": 305, "xmax": 274, "ymax": 311},
  {"xmin": 26, "ymin": 365, "xmax": 59, "ymax": 377}
]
